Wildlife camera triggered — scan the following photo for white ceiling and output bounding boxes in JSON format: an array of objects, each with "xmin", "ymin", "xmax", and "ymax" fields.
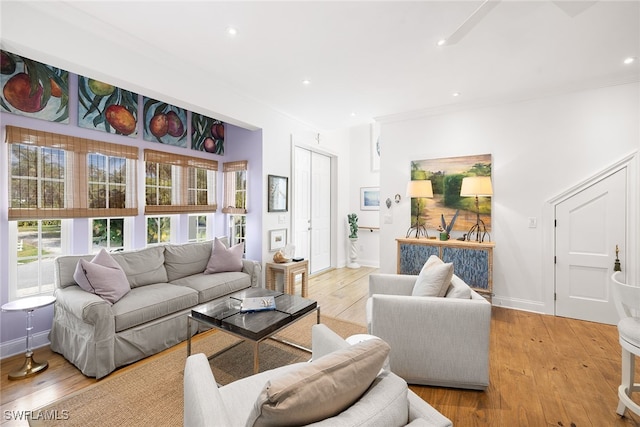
[{"xmin": 1, "ymin": 1, "xmax": 639, "ymax": 131}]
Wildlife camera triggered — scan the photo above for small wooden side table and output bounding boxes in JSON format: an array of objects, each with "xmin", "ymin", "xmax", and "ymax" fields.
[
  {"xmin": 265, "ymin": 260, "xmax": 309, "ymax": 297},
  {"xmin": 1, "ymin": 295, "xmax": 56, "ymax": 380}
]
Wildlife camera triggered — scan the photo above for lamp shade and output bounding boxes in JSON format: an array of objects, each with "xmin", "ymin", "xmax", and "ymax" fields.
[
  {"xmin": 460, "ymin": 176, "xmax": 493, "ymax": 197},
  {"xmin": 406, "ymin": 180, "xmax": 434, "ymax": 198}
]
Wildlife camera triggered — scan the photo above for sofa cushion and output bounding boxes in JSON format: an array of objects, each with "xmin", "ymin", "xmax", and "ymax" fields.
[
  {"xmin": 171, "ymin": 272, "xmax": 251, "ymax": 303},
  {"xmin": 111, "ymin": 283, "xmax": 198, "ymax": 332},
  {"xmin": 412, "ymin": 257, "xmax": 453, "ymax": 298},
  {"xmin": 73, "ymin": 249, "xmax": 130, "ymax": 304},
  {"xmin": 445, "ymin": 274, "xmax": 472, "ymax": 299},
  {"xmin": 110, "ymin": 246, "xmax": 168, "ymax": 288},
  {"xmin": 204, "ymin": 238, "xmax": 244, "ymax": 274},
  {"xmin": 246, "ymin": 338, "xmax": 390, "ymax": 427},
  {"xmin": 164, "ymin": 241, "xmax": 212, "ymax": 282}
]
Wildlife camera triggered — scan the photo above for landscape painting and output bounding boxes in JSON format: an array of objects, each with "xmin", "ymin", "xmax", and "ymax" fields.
[
  {"xmin": 0, "ymin": 50, "xmax": 69, "ymax": 123},
  {"xmin": 410, "ymin": 154, "xmax": 492, "ymax": 236}
]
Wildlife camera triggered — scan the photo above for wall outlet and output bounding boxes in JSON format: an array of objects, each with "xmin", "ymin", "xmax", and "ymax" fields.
[
  {"xmin": 528, "ymin": 217, "xmax": 537, "ymax": 228},
  {"xmin": 278, "ymin": 214, "xmax": 286, "ymax": 224}
]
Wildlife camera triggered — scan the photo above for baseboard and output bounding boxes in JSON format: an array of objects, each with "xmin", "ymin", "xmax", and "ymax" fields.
[
  {"xmin": 356, "ymin": 259, "xmax": 380, "ymax": 268},
  {"xmin": 491, "ymin": 295, "xmax": 549, "ymax": 315},
  {"xmin": 0, "ymin": 330, "xmax": 51, "ymax": 359}
]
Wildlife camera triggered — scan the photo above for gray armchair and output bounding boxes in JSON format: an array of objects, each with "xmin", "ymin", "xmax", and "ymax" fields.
[{"xmin": 367, "ymin": 273, "xmax": 491, "ymax": 390}]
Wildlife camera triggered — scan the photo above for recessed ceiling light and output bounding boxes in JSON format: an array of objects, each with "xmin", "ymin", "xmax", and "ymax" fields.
[
  {"xmin": 452, "ymin": 92, "xmax": 460, "ymax": 97},
  {"xmin": 623, "ymin": 56, "xmax": 636, "ymax": 65},
  {"xmin": 350, "ymin": 112, "xmax": 357, "ymax": 117},
  {"xmin": 302, "ymin": 79, "xmax": 311, "ymax": 86},
  {"xmin": 226, "ymin": 27, "xmax": 238, "ymax": 37},
  {"xmin": 436, "ymin": 38, "xmax": 447, "ymax": 47}
]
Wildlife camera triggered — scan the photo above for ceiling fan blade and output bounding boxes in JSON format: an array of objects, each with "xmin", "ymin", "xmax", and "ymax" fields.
[
  {"xmin": 443, "ymin": 0, "xmax": 501, "ymax": 46},
  {"xmin": 551, "ymin": 1, "xmax": 598, "ymax": 18}
]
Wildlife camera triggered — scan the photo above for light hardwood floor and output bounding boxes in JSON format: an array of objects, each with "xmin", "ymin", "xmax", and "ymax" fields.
[{"xmin": 1, "ymin": 267, "xmax": 639, "ymax": 426}]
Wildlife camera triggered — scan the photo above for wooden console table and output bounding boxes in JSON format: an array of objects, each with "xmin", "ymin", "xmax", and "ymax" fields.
[
  {"xmin": 265, "ymin": 260, "xmax": 309, "ymax": 297},
  {"xmin": 397, "ymin": 238, "xmax": 494, "ymax": 296}
]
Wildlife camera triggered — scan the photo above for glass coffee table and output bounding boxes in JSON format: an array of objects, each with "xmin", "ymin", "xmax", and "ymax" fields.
[{"xmin": 187, "ymin": 288, "xmax": 319, "ymax": 373}]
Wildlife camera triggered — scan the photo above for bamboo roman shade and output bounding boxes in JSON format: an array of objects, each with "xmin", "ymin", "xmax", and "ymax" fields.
[
  {"xmin": 222, "ymin": 160, "xmax": 248, "ymax": 214},
  {"xmin": 144, "ymin": 149, "xmax": 218, "ymax": 215},
  {"xmin": 6, "ymin": 126, "xmax": 138, "ymax": 220}
]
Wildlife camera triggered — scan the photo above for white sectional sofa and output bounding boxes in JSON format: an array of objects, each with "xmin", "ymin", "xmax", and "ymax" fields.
[
  {"xmin": 50, "ymin": 240, "xmax": 261, "ymax": 379},
  {"xmin": 184, "ymin": 324, "xmax": 453, "ymax": 427}
]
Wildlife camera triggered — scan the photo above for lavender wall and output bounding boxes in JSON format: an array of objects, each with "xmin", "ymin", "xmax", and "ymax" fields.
[{"xmin": 0, "ymin": 70, "xmax": 261, "ymax": 355}]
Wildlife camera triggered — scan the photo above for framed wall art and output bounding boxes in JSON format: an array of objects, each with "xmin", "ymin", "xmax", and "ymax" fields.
[
  {"xmin": 410, "ymin": 153, "xmax": 492, "ymax": 233},
  {"xmin": 268, "ymin": 175, "xmax": 288, "ymax": 212},
  {"xmin": 269, "ymin": 228, "xmax": 287, "ymax": 251},
  {"xmin": 360, "ymin": 187, "xmax": 380, "ymax": 211}
]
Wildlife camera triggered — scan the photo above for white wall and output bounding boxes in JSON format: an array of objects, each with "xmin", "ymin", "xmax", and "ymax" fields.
[
  {"xmin": 348, "ymin": 124, "xmax": 380, "ymax": 267},
  {"xmin": 379, "ymin": 83, "xmax": 640, "ymax": 313}
]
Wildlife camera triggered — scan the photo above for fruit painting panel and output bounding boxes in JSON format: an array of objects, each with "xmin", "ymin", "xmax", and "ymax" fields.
[
  {"xmin": 78, "ymin": 76, "xmax": 138, "ymax": 137},
  {"xmin": 192, "ymin": 113, "xmax": 225, "ymax": 155},
  {"xmin": 0, "ymin": 50, "xmax": 69, "ymax": 123},
  {"xmin": 143, "ymin": 97, "xmax": 187, "ymax": 147}
]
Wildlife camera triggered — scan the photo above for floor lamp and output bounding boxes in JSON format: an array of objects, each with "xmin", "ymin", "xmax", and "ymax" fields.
[
  {"xmin": 460, "ymin": 176, "xmax": 493, "ymax": 243},
  {"xmin": 406, "ymin": 180, "xmax": 433, "ymax": 238}
]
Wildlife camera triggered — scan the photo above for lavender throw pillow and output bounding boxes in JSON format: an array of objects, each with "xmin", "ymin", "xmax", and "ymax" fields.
[
  {"xmin": 73, "ymin": 249, "xmax": 130, "ymax": 304},
  {"xmin": 204, "ymin": 238, "xmax": 244, "ymax": 274}
]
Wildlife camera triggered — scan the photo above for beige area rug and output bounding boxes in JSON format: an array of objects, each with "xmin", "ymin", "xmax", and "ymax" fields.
[{"xmin": 29, "ymin": 315, "xmax": 366, "ymax": 427}]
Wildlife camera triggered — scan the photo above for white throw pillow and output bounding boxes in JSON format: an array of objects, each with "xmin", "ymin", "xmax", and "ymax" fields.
[
  {"xmin": 445, "ymin": 274, "xmax": 472, "ymax": 299},
  {"xmin": 412, "ymin": 256, "xmax": 454, "ymax": 297},
  {"xmin": 204, "ymin": 237, "xmax": 244, "ymax": 274},
  {"xmin": 246, "ymin": 338, "xmax": 390, "ymax": 427},
  {"xmin": 73, "ymin": 249, "xmax": 130, "ymax": 304}
]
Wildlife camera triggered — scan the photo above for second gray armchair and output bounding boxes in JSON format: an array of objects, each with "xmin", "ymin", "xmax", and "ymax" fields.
[{"xmin": 367, "ymin": 273, "xmax": 491, "ymax": 390}]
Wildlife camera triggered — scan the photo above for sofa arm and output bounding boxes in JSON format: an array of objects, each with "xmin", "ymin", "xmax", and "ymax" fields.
[
  {"xmin": 54, "ymin": 286, "xmax": 114, "ymax": 330},
  {"xmin": 184, "ymin": 353, "xmax": 233, "ymax": 427},
  {"xmin": 370, "ymin": 294, "xmax": 491, "ymax": 390},
  {"xmin": 242, "ymin": 259, "xmax": 262, "ymax": 288},
  {"xmin": 407, "ymin": 390, "xmax": 453, "ymax": 427},
  {"xmin": 369, "ymin": 274, "xmax": 416, "ymax": 297}
]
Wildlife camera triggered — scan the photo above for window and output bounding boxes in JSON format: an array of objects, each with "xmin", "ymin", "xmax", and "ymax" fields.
[
  {"xmin": 12, "ymin": 220, "xmax": 64, "ymax": 299},
  {"xmin": 92, "ymin": 218, "xmax": 125, "ymax": 252},
  {"xmin": 222, "ymin": 161, "xmax": 248, "ymax": 214},
  {"xmin": 188, "ymin": 215, "xmax": 208, "ymax": 242},
  {"xmin": 88, "ymin": 154, "xmax": 129, "ymax": 209},
  {"xmin": 6, "ymin": 125, "xmax": 138, "ymax": 219},
  {"xmin": 144, "ymin": 149, "xmax": 217, "ymax": 214},
  {"xmin": 228, "ymin": 215, "xmax": 246, "ymax": 248},
  {"xmin": 147, "ymin": 216, "xmax": 172, "ymax": 245}
]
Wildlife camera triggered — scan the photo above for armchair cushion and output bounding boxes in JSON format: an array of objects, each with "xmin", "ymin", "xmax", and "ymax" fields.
[
  {"xmin": 412, "ymin": 257, "xmax": 453, "ymax": 298},
  {"xmin": 246, "ymin": 338, "xmax": 391, "ymax": 426}
]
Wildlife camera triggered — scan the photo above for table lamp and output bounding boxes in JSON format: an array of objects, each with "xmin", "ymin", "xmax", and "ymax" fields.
[
  {"xmin": 460, "ymin": 176, "xmax": 493, "ymax": 243},
  {"xmin": 406, "ymin": 180, "xmax": 433, "ymax": 238}
]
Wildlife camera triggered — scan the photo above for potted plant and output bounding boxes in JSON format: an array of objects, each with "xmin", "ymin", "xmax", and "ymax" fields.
[
  {"xmin": 438, "ymin": 210, "xmax": 459, "ymax": 241},
  {"xmin": 347, "ymin": 214, "xmax": 360, "ymax": 268}
]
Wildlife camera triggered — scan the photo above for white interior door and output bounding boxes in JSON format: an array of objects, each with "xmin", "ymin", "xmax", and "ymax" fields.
[
  {"xmin": 293, "ymin": 147, "xmax": 311, "ymax": 262},
  {"xmin": 293, "ymin": 147, "xmax": 332, "ymax": 274},
  {"xmin": 311, "ymin": 152, "xmax": 331, "ymax": 273},
  {"xmin": 555, "ymin": 168, "xmax": 627, "ymax": 325}
]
